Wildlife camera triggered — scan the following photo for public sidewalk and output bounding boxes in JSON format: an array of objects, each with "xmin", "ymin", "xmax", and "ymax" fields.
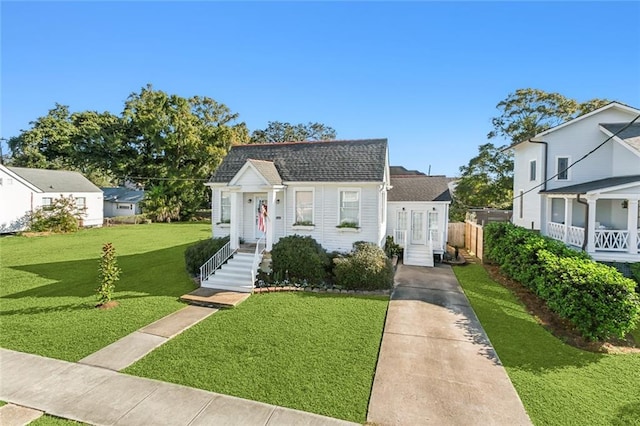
[
  {"xmin": 0, "ymin": 348, "xmax": 356, "ymax": 426},
  {"xmin": 367, "ymin": 263, "xmax": 532, "ymax": 425}
]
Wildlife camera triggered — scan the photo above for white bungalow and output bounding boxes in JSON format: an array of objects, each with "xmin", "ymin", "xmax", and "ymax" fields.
[
  {"xmin": 202, "ymin": 139, "xmax": 451, "ymax": 292},
  {"xmin": 0, "ymin": 165, "xmax": 103, "ymax": 233},
  {"xmin": 510, "ymin": 102, "xmax": 640, "ymax": 262}
]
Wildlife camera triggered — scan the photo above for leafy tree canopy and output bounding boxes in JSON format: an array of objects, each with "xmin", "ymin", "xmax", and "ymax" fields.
[
  {"xmin": 250, "ymin": 121, "xmax": 336, "ymax": 143},
  {"xmin": 488, "ymin": 88, "xmax": 610, "ymax": 143}
]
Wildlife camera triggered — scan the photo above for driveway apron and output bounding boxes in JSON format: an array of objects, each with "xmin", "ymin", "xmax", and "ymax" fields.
[{"xmin": 367, "ymin": 263, "xmax": 531, "ymax": 425}]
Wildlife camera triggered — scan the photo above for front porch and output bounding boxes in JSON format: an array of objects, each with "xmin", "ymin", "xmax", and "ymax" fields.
[{"xmin": 545, "ymin": 196, "xmax": 639, "ymax": 262}]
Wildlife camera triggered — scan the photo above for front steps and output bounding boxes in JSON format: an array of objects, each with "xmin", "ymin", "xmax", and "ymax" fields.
[
  {"xmin": 200, "ymin": 252, "xmax": 255, "ymax": 293},
  {"xmin": 404, "ymin": 244, "xmax": 435, "ymax": 267}
]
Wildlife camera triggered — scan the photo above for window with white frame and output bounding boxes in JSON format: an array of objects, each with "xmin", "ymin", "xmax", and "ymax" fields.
[
  {"xmin": 557, "ymin": 157, "xmax": 570, "ymax": 180},
  {"xmin": 294, "ymin": 190, "xmax": 313, "ymax": 224},
  {"xmin": 397, "ymin": 210, "xmax": 408, "ymax": 230},
  {"xmin": 339, "ymin": 190, "xmax": 360, "ymax": 226},
  {"xmin": 117, "ymin": 204, "xmax": 131, "ymax": 210},
  {"xmin": 76, "ymin": 197, "xmax": 86, "ymax": 209},
  {"xmin": 220, "ymin": 191, "xmax": 231, "ymax": 223},
  {"xmin": 529, "ymin": 160, "xmax": 536, "ymax": 181},
  {"xmin": 42, "ymin": 197, "xmax": 53, "ymax": 210}
]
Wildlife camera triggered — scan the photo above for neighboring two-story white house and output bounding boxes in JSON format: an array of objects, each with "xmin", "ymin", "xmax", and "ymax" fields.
[
  {"xmin": 202, "ymin": 139, "xmax": 451, "ymax": 291},
  {"xmin": 510, "ymin": 102, "xmax": 640, "ymax": 262},
  {"xmin": 0, "ymin": 165, "xmax": 104, "ymax": 233}
]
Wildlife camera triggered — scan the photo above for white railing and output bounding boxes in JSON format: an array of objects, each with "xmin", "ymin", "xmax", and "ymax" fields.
[
  {"xmin": 394, "ymin": 229, "xmax": 407, "ymax": 247},
  {"xmin": 200, "ymin": 240, "xmax": 234, "ymax": 283},
  {"xmin": 567, "ymin": 226, "xmax": 585, "ymax": 247},
  {"xmin": 594, "ymin": 230, "xmax": 629, "ymax": 252},
  {"xmin": 547, "ymin": 222, "xmax": 565, "ymax": 241},
  {"xmin": 251, "ymin": 236, "xmax": 266, "ymax": 287}
]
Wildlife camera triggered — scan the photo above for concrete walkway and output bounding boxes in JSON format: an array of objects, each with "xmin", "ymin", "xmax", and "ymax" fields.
[
  {"xmin": 79, "ymin": 305, "xmax": 217, "ymax": 371},
  {"xmin": 367, "ymin": 263, "xmax": 532, "ymax": 425},
  {"xmin": 0, "ymin": 348, "xmax": 356, "ymax": 426}
]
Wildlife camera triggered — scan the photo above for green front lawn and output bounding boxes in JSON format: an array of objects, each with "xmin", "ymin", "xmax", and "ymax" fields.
[
  {"xmin": 453, "ymin": 264, "xmax": 640, "ymax": 426},
  {"xmin": 0, "ymin": 223, "xmax": 210, "ymax": 361},
  {"xmin": 124, "ymin": 292, "xmax": 388, "ymax": 423}
]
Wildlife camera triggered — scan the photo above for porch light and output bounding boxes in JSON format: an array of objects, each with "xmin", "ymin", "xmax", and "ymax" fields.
[
  {"xmin": 276, "ymin": 199, "xmax": 280, "ymax": 204},
  {"xmin": 248, "ymin": 198, "xmax": 252, "ymax": 204},
  {"xmin": 622, "ymin": 200, "xmax": 628, "ymax": 209}
]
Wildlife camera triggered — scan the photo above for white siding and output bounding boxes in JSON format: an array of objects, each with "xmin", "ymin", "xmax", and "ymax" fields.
[
  {"xmin": 233, "ymin": 167, "xmax": 266, "ymax": 186},
  {"xmin": 0, "ymin": 168, "xmax": 34, "ymax": 232},
  {"xmin": 512, "ymin": 142, "xmax": 543, "ymax": 229},
  {"xmin": 104, "ymin": 201, "xmax": 141, "ymax": 217},
  {"xmin": 543, "ymin": 108, "xmax": 637, "ymax": 191},
  {"xmin": 611, "ymin": 141, "xmax": 640, "ymax": 175},
  {"xmin": 33, "ymin": 192, "xmax": 103, "ymax": 227}
]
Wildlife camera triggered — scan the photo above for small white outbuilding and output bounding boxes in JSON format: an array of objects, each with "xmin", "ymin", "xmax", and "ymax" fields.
[{"xmin": 0, "ymin": 165, "xmax": 103, "ymax": 233}]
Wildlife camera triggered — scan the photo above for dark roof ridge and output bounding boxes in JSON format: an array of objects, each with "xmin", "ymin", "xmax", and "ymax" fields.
[{"xmin": 233, "ymin": 138, "xmax": 387, "ymax": 148}]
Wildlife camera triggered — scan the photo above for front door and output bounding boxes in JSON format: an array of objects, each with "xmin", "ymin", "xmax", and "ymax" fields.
[
  {"xmin": 254, "ymin": 195, "xmax": 267, "ymax": 240},
  {"xmin": 411, "ymin": 211, "xmax": 426, "ymax": 245}
]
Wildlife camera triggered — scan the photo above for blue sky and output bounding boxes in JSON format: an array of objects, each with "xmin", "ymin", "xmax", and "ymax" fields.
[{"xmin": 2, "ymin": 1, "xmax": 639, "ymax": 176}]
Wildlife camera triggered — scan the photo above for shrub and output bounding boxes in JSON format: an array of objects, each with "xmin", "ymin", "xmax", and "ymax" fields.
[
  {"xmin": 28, "ymin": 195, "xmax": 85, "ymax": 233},
  {"xmin": 484, "ymin": 222, "xmax": 640, "ymax": 340},
  {"xmin": 631, "ymin": 263, "xmax": 640, "ymax": 285},
  {"xmin": 334, "ymin": 243, "xmax": 394, "ymax": 291},
  {"xmin": 383, "ymin": 235, "xmax": 402, "ymax": 258},
  {"xmin": 96, "ymin": 242, "xmax": 121, "ymax": 305},
  {"xmin": 271, "ymin": 235, "xmax": 329, "ymax": 284},
  {"xmin": 537, "ymin": 250, "xmax": 639, "ymax": 340},
  {"xmin": 184, "ymin": 236, "xmax": 230, "ymax": 276}
]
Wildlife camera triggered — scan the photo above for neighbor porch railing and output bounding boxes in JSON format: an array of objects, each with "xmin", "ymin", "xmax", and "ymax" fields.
[
  {"xmin": 567, "ymin": 225, "xmax": 585, "ymax": 247},
  {"xmin": 251, "ymin": 235, "xmax": 266, "ymax": 287},
  {"xmin": 594, "ymin": 229, "xmax": 629, "ymax": 251},
  {"xmin": 394, "ymin": 229, "xmax": 407, "ymax": 247},
  {"xmin": 547, "ymin": 222, "xmax": 637, "ymax": 252},
  {"xmin": 200, "ymin": 240, "xmax": 234, "ymax": 283}
]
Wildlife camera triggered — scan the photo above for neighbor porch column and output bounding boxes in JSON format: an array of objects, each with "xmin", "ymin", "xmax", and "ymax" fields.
[
  {"xmin": 266, "ymin": 189, "xmax": 277, "ymax": 251},
  {"xmin": 543, "ymin": 196, "xmax": 552, "ymax": 235},
  {"xmin": 563, "ymin": 197, "xmax": 572, "ymax": 243},
  {"xmin": 586, "ymin": 198, "xmax": 596, "ymax": 253},
  {"xmin": 230, "ymin": 191, "xmax": 240, "ymax": 250},
  {"xmin": 628, "ymin": 199, "xmax": 638, "ymax": 254}
]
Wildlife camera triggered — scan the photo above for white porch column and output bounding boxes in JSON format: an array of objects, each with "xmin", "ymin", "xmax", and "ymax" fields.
[
  {"xmin": 563, "ymin": 197, "xmax": 572, "ymax": 243},
  {"xmin": 230, "ymin": 192, "xmax": 239, "ymax": 250},
  {"xmin": 628, "ymin": 199, "xmax": 638, "ymax": 254},
  {"xmin": 266, "ymin": 189, "xmax": 277, "ymax": 251},
  {"xmin": 586, "ymin": 198, "xmax": 596, "ymax": 253},
  {"xmin": 543, "ymin": 196, "xmax": 552, "ymax": 236}
]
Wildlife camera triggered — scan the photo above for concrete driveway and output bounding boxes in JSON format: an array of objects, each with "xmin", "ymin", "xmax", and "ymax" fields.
[{"xmin": 367, "ymin": 263, "xmax": 531, "ymax": 425}]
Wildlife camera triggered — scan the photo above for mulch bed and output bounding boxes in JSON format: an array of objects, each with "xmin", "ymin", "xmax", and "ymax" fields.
[{"xmin": 483, "ymin": 263, "xmax": 639, "ymax": 354}]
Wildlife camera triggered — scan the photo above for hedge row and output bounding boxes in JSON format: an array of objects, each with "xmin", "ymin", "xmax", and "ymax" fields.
[
  {"xmin": 484, "ymin": 222, "xmax": 640, "ymax": 340},
  {"xmin": 184, "ymin": 236, "xmax": 230, "ymax": 276}
]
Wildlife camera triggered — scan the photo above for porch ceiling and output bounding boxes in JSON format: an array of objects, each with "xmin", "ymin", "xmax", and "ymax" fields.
[{"xmin": 540, "ymin": 175, "xmax": 640, "ymax": 195}]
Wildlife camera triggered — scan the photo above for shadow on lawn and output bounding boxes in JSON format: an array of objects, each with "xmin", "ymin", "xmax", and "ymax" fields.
[
  {"xmin": 2, "ymin": 243, "xmax": 196, "ymax": 300},
  {"xmin": 452, "ymin": 264, "xmax": 607, "ymax": 373},
  {"xmin": 612, "ymin": 402, "xmax": 640, "ymax": 425}
]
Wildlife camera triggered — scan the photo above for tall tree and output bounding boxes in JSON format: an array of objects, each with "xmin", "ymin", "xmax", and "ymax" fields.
[
  {"xmin": 451, "ymin": 143, "xmax": 514, "ymax": 220},
  {"xmin": 488, "ymin": 88, "xmax": 610, "ymax": 143},
  {"xmin": 250, "ymin": 121, "xmax": 336, "ymax": 143},
  {"xmin": 122, "ymin": 84, "xmax": 249, "ymax": 220}
]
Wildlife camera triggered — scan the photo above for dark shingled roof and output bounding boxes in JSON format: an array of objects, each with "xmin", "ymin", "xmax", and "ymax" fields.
[
  {"xmin": 541, "ymin": 175, "xmax": 640, "ymax": 194},
  {"xmin": 210, "ymin": 139, "xmax": 387, "ymax": 183},
  {"xmin": 388, "ymin": 175, "xmax": 453, "ymax": 202},
  {"xmin": 8, "ymin": 167, "xmax": 102, "ymax": 193},
  {"xmin": 601, "ymin": 122, "xmax": 640, "ymax": 154},
  {"xmin": 101, "ymin": 187, "xmax": 145, "ymax": 203},
  {"xmin": 389, "ymin": 166, "xmax": 425, "ymax": 176}
]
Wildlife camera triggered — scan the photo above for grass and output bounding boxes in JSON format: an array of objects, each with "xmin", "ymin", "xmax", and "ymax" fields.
[
  {"xmin": 124, "ymin": 292, "xmax": 388, "ymax": 423},
  {"xmin": 0, "ymin": 223, "xmax": 210, "ymax": 361},
  {"xmin": 453, "ymin": 264, "xmax": 640, "ymax": 426}
]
